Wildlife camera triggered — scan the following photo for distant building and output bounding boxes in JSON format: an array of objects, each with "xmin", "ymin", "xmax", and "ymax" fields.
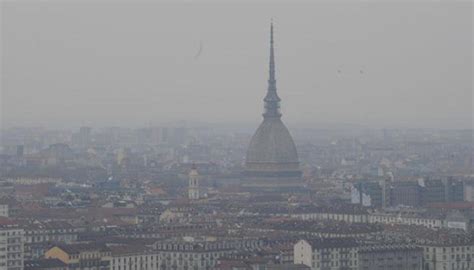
[
  {"xmin": 351, "ymin": 180, "xmax": 388, "ymax": 208},
  {"xmin": 0, "ymin": 205, "xmax": 8, "ymax": 217},
  {"xmin": 358, "ymin": 244, "xmax": 422, "ymax": 270},
  {"xmin": 287, "ymin": 205, "xmax": 370, "ymax": 224},
  {"xmin": 45, "ymin": 243, "xmax": 111, "ymax": 270},
  {"xmin": 445, "ymin": 177, "xmax": 464, "ymax": 202},
  {"xmin": 391, "ymin": 181, "xmax": 422, "ymax": 207},
  {"xmin": 188, "ymin": 164, "xmax": 200, "ymax": 200},
  {"xmin": 15, "ymin": 146, "xmax": 24, "ymax": 157},
  {"xmin": 387, "ymin": 178, "xmax": 465, "ymax": 207},
  {"xmin": 24, "ymin": 259, "xmax": 67, "ymax": 270},
  {"xmin": 0, "ymin": 219, "xmax": 24, "ymax": 270},
  {"xmin": 159, "ymin": 207, "xmax": 194, "ymax": 223},
  {"xmin": 444, "ymin": 210, "xmax": 469, "ymax": 231},
  {"xmin": 243, "ymin": 23, "xmax": 302, "ymax": 192},
  {"xmin": 294, "ymin": 239, "xmax": 423, "ymax": 270},
  {"xmin": 266, "ymin": 264, "xmax": 311, "ymax": 270},
  {"xmin": 23, "ymin": 221, "xmax": 79, "ymax": 259},
  {"xmin": 463, "ymin": 181, "xmax": 474, "ymax": 202},
  {"xmin": 154, "ymin": 238, "xmax": 262, "ymax": 270},
  {"xmin": 109, "ymin": 246, "xmax": 158, "ymax": 270},
  {"xmin": 294, "ymin": 238, "xmax": 359, "ymax": 270},
  {"xmin": 422, "ymin": 179, "xmax": 445, "ymax": 205},
  {"xmin": 73, "ymin": 126, "xmax": 92, "ymax": 148},
  {"xmin": 40, "ymin": 144, "xmax": 74, "ymax": 167},
  {"xmin": 421, "ymin": 178, "xmax": 465, "ymax": 205},
  {"xmin": 420, "ymin": 243, "xmax": 474, "ymax": 270}
]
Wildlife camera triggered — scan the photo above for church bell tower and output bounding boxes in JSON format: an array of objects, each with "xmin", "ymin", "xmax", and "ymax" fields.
[{"xmin": 188, "ymin": 164, "xmax": 200, "ymax": 200}]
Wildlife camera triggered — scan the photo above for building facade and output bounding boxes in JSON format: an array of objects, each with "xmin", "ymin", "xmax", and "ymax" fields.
[
  {"xmin": 358, "ymin": 245, "xmax": 422, "ymax": 270},
  {"xmin": 109, "ymin": 248, "xmax": 159, "ymax": 270},
  {"xmin": 154, "ymin": 238, "xmax": 262, "ymax": 270},
  {"xmin": 294, "ymin": 239, "xmax": 423, "ymax": 270},
  {"xmin": 45, "ymin": 243, "xmax": 111, "ymax": 270},
  {"xmin": 294, "ymin": 238, "xmax": 359, "ymax": 270},
  {"xmin": 0, "ymin": 222, "xmax": 24, "ymax": 270},
  {"xmin": 0, "ymin": 206, "xmax": 8, "ymax": 218},
  {"xmin": 421, "ymin": 244, "xmax": 474, "ymax": 270},
  {"xmin": 23, "ymin": 221, "xmax": 79, "ymax": 259}
]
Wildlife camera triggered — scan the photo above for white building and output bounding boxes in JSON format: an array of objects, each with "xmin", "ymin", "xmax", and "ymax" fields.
[
  {"xmin": 369, "ymin": 210, "xmax": 469, "ymax": 231},
  {"xmin": 0, "ymin": 206, "xmax": 8, "ymax": 218},
  {"xmin": 0, "ymin": 221, "xmax": 24, "ymax": 270},
  {"xmin": 368, "ymin": 212, "xmax": 444, "ymax": 229},
  {"xmin": 289, "ymin": 211, "xmax": 369, "ymax": 223}
]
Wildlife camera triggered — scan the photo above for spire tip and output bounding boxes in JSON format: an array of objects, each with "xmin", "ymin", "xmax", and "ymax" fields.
[{"xmin": 270, "ymin": 20, "xmax": 274, "ymax": 44}]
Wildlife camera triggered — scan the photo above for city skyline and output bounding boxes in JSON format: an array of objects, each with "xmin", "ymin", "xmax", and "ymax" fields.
[{"xmin": 0, "ymin": 2, "xmax": 473, "ymax": 268}]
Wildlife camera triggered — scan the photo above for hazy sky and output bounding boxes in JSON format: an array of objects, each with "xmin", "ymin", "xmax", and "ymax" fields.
[{"xmin": 1, "ymin": 1, "xmax": 472, "ymax": 129}]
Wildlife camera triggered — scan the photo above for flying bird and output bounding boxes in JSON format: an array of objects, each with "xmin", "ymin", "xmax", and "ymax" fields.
[{"xmin": 194, "ymin": 41, "xmax": 203, "ymax": 59}]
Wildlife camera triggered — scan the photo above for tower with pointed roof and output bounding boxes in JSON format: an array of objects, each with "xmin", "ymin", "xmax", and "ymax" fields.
[
  {"xmin": 263, "ymin": 22, "xmax": 281, "ymax": 119},
  {"xmin": 188, "ymin": 164, "xmax": 200, "ymax": 200},
  {"xmin": 244, "ymin": 22, "xmax": 302, "ymax": 191}
]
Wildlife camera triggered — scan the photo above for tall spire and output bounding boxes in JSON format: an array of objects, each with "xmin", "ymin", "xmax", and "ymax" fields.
[
  {"xmin": 269, "ymin": 20, "xmax": 276, "ymax": 85},
  {"xmin": 263, "ymin": 21, "xmax": 282, "ymax": 119}
]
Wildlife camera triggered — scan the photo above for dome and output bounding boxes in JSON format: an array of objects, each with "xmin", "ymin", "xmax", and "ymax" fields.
[{"xmin": 246, "ymin": 118, "xmax": 299, "ymax": 166}]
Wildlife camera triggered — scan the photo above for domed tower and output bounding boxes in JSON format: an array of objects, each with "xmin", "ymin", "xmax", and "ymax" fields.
[{"xmin": 244, "ymin": 22, "xmax": 302, "ymax": 191}]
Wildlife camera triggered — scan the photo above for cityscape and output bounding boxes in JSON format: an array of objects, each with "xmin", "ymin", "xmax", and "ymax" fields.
[{"xmin": 1, "ymin": 1, "xmax": 473, "ymax": 270}]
